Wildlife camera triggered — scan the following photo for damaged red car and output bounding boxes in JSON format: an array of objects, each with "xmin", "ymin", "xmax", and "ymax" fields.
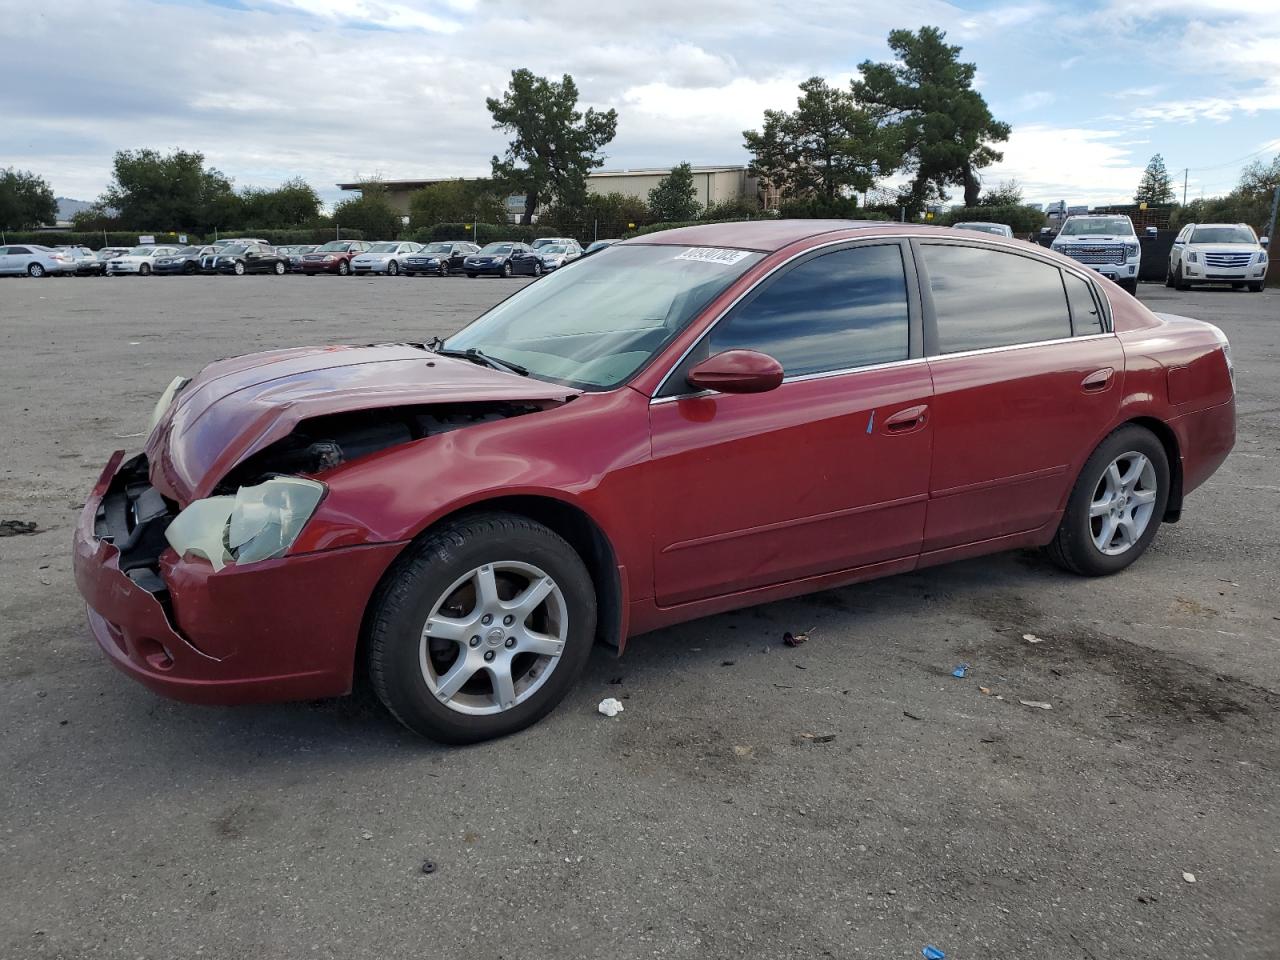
[{"xmin": 73, "ymin": 221, "xmax": 1236, "ymax": 743}]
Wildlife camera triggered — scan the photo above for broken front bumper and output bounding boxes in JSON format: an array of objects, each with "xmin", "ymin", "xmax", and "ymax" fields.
[{"xmin": 72, "ymin": 451, "xmax": 405, "ymax": 705}]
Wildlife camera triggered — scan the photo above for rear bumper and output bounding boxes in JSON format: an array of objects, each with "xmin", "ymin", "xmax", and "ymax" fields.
[
  {"xmin": 73, "ymin": 452, "xmax": 406, "ymax": 705},
  {"xmin": 1170, "ymin": 397, "xmax": 1235, "ymax": 497}
]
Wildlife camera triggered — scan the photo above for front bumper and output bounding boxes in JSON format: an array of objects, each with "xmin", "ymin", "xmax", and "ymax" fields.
[
  {"xmin": 72, "ymin": 452, "xmax": 405, "ymax": 705},
  {"xmin": 351, "ymin": 260, "xmax": 391, "ymax": 273},
  {"xmin": 405, "ymin": 258, "xmax": 446, "ymax": 273},
  {"xmin": 1182, "ymin": 261, "xmax": 1266, "ymax": 281},
  {"xmin": 153, "ymin": 263, "xmax": 192, "ymax": 274},
  {"xmin": 463, "ymin": 261, "xmax": 505, "ymax": 274},
  {"xmin": 300, "ymin": 260, "xmax": 346, "ymax": 273}
]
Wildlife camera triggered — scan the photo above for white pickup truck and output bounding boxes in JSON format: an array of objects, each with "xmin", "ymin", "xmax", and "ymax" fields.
[{"xmin": 1050, "ymin": 214, "xmax": 1141, "ymax": 295}]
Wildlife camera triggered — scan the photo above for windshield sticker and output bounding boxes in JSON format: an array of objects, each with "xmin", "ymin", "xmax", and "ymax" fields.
[{"xmin": 675, "ymin": 247, "xmax": 751, "ymax": 265}]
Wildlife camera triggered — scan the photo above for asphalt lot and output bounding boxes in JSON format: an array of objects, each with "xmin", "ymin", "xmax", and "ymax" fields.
[{"xmin": 1, "ymin": 273, "xmax": 1277, "ymax": 960}]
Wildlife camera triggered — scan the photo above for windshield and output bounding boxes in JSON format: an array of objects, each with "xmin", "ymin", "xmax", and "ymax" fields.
[
  {"xmin": 176, "ymin": 246, "xmax": 201, "ymax": 256},
  {"xmin": 317, "ymin": 241, "xmax": 351, "ymax": 252},
  {"xmin": 369, "ymin": 242, "xmax": 399, "ymax": 253},
  {"xmin": 444, "ymin": 243, "xmax": 763, "ymax": 390},
  {"xmin": 1060, "ymin": 217, "xmax": 1134, "ymax": 237},
  {"xmin": 1190, "ymin": 226, "xmax": 1256, "ymax": 244},
  {"xmin": 531, "ymin": 238, "xmax": 564, "ymax": 249},
  {"xmin": 481, "ymin": 243, "xmax": 513, "ymax": 255},
  {"xmin": 423, "ymin": 243, "xmax": 452, "ymax": 254}
]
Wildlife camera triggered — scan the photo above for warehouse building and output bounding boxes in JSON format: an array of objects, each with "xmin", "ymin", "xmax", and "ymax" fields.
[{"xmin": 336, "ymin": 165, "xmax": 760, "ymax": 220}]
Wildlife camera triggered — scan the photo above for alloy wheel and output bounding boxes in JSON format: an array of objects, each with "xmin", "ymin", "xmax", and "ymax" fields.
[
  {"xmin": 419, "ymin": 561, "xmax": 567, "ymax": 716},
  {"xmin": 1090, "ymin": 452, "xmax": 1158, "ymax": 556},
  {"xmin": 28, "ymin": 263, "xmax": 45, "ymax": 278}
]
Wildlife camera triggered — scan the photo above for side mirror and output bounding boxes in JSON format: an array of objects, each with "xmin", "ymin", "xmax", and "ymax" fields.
[
  {"xmin": 1261, "ymin": 237, "xmax": 1270, "ymax": 249},
  {"xmin": 686, "ymin": 349, "xmax": 784, "ymax": 395}
]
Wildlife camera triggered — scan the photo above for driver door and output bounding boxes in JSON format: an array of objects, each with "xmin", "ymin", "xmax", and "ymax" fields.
[{"xmin": 647, "ymin": 241, "xmax": 933, "ymax": 606}]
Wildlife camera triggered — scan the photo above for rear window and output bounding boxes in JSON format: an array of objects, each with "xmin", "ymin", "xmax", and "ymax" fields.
[
  {"xmin": 1063, "ymin": 272, "xmax": 1104, "ymax": 335},
  {"xmin": 923, "ymin": 244, "xmax": 1072, "ymax": 353}
]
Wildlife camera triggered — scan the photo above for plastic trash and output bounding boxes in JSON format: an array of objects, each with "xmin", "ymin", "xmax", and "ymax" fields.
[
  {"xmin": 1019, "ymin": 699, "xmax": 1053, "ymax": 710},
  {"xmin": 1183, "ymin": 871, "xmax": 1196, "ymax": 883},
  {"xmin": 952, "ymin": 663, "xmax": 968, "ymax": 678},
  {"xmin": 1023, "ymin": 633, "xmax": 1045, "ymax": 643},
  {"xmin": 597, "ymin": 697, "xmax": 625, "ymax": 718},
  {"xmin": 923, "ymin": 947, "xmax": 946, "ymax": 959},
  {"xmin": 783, "ymin": 631, "xmax": 809, "ymax": 647}
]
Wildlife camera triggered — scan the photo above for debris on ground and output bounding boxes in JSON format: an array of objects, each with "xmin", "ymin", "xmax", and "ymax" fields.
[
  {"xmin": 597, "ymin": 698, "xmax": 625, "ymax": 718},
  {"xmin": 952, "ymin": 663, "xmax": 968, "ymax": 678},
  {"xmin": 783, "ymin": 630, "xmax": 810, "ymax": 647},
  {"xmin": 721, "ymin": 660, "xmax": 735, "ymax": 666},
  {"xmin": 979, "ymin": 686, "xmax": 992, "ymax": 696},
  {"xmin": 421, "ymin": 860, "xmax": 437, "ymax": 875},
  {"xmin": 1023, "ymin": 633, "xmax": 1045, "ymax": 643},
  {"xmin": 607, "ymin": 676, "xmax": 623, "ymax": 685},
  {"xmin": 360, "ymin": 830, "xmax": 373, "ymax": 840},
  {"xmin": 1183, "ymin": 871, "xmax": 1197, "ymax": 883},
  {"xmin": 903, "ymin": 710, "xmax": 924, "ymax": 721},
  {"xmin": 0, "ymin": 520, "xmax": 39, "ymax": 537},
  {"xmin": 733, "ymin": 745, "xmax": 755, "ymax": 758},
  {"xmin": 799, "ymin": 733, "xmax": 836, "ymax": 743},
  {"xmin": 1019, "ymin": 699, "xmax": 1053, "ymax": 710},
  {"xmin": 922, "ymin": 946, "xmax": 946, "ymax": 959}
]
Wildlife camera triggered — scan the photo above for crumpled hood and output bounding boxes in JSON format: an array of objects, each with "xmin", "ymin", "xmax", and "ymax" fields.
[{"xmin": 145, "ymin": 344, "xmax": 580, "ymax": 505}]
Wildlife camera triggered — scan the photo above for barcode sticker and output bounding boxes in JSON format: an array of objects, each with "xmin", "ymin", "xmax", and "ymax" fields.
[{"xmin": 674, "ymin": 247, "xmax": 751, "ymax": 265}]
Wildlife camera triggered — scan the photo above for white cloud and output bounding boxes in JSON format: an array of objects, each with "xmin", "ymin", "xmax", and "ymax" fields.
[{"xmin": 982, "ymin": 124, "xmax": 1147, "ymax": 206}]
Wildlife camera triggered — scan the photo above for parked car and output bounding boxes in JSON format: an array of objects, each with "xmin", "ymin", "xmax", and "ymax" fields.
[
  {"xmin": 0, "ymin": 244, "xmax": 78, "ymax": 277},
  {"xmin": 582, "ymin": 239, "xmax": 619, "ymax": 257},
  {"xmin": 106, "ymin": 245, "xmax": 183, "ymax": 276},
  {"xmin": 1050, "ymin": 214, "xmax": 1141, "ymax": 294},
  {"xmin": 952, "ymin": 221, "xmax": 1014, "ymax": 239},
  {"xmin": 96, "ymin": 247, "xmax": 131, "ymax": 263},
  {"xmin": 462, "ymin": 241, "xmax": 543, "ymax": 278},
  {"xmin": 404, "ymin": 242, "xmax": 480, "ymax": 276},
  {"xmin": 352, "ymin": 241, "xmax": 422, "ymax": 276},
  {"xmin": 280, "ymin": 244, "xmax": 318, "ymax": 272},
  {"xmin": 211, "ymin": 242, "xmax": 289, "ymax": 276},
  {"xmin": 56, "ymin": 245, "xmax": 107, "ymax": 276},
  {"xmin": 538, "ymin": 241, "xmax": 583, "ymax": 271},
  {"xmin": 531, "ymin": 236, "xmax": 575, "ymax": 251},
  {"xmin": 1167, "ymin": 223, "xmax": 1269, "ymax": 292},
  {"xmin": 299, "ymin": 240, "xmax": 372, "ymax": 275},
  {"xmin": 154, "ymin": 246, "xmax": 216, "ymax": 276},
  {"xmin": 72, "ymin": 221, "xmax": 1236, "ymax": 744}
]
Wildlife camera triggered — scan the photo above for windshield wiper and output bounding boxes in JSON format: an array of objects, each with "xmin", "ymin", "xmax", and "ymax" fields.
[{"xmin": 429, "ymin": 341, "xmax": 529, "ymax": 377}]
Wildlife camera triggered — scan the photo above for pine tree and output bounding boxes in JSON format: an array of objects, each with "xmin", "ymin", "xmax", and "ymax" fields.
[{"xmin": 1135, "ymin": 154, "xmax": 1175, "ymax": 205}]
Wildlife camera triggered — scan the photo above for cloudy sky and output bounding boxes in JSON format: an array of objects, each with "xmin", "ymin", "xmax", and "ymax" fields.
[{"xmin": 3, "ymin": 0, "xmax": 1278, "ymax": 208}]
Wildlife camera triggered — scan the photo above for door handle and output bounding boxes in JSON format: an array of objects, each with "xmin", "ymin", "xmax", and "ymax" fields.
[
  {"xmin": 883, "ymin": 404, "xmax": 929, "ymax": 434},
  {"xmin": 1081, "ymin": 367, "xmax": 1115, "ymax": 393}
]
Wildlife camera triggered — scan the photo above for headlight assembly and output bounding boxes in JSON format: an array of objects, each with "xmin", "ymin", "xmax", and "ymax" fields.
[{"xmin": 164, "ymin": 477, "xmax": 326, "ymax": 572}]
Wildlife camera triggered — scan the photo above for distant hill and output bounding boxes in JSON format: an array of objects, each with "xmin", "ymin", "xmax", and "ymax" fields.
[{"xmin": 55, "ymin": 197, "xmax": 95, "ymax": 221}]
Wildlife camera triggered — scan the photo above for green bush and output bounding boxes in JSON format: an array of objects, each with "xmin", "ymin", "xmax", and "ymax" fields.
[
  {"xmin": 0, "ymin": 230, "xmax": 191, "ymax": 249},
  {"xmin": 941, "ymin": 204, "xmax": 1046, "ymax": 235}
]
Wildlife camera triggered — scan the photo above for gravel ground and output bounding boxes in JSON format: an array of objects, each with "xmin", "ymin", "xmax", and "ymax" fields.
[{"xmin": 1, "ymin": 274, "xmax": 1277, "ymax": 960}]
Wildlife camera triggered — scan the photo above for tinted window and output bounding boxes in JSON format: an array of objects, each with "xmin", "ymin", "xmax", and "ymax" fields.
[
  {"xmin": 10, "ymin": 247, "xmax": 31, "ymax": 255},
  {"xmin": 1064, "ymin": 272, "xmax": 1104, "ymax": 335},
  {"xmin": 708, "ymin": 244, "xmax": 910, "ymax": 377},
  {"xmin": 924, "ymin": 244, "xmax": 1071, "ymax": 353}
]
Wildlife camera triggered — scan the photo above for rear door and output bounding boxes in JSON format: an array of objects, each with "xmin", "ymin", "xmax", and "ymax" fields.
[
  {"xmin": 916, "ymin": 240, "xmax": 1123, "ymax": 553},
  {"xmin": 648, "ymin": 240, "xmax": 932, "ymax": 605}
]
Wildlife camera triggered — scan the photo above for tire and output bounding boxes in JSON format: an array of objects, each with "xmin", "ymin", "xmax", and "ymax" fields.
[
  {"xmin": 27, "ymin": 262, "xmax": 45, "ymax": 278},
  {"xmin": 1044, "ymin": 424, "xmax": 1170, "ymax": 577},
  {"xmin": 233, "ymin": 261, "xmax": 246, "ymax": 276},
  {"xmin": 438, "ymin": 262, "xmax": 448, "ymax": 277},
  {"xmin": 532, "ymin": 262, "xmax": 543, "ymax": 277},
  {"xmin": 273, "ymin": 261, "xmax": 285, "ymax": 275},
  {"xmin": 1174, "ymin": 263, "xmax": 1191, "ymax": 291},
  {"xmin": 1247, "ymin": 281, "xmax": 1264, "ymax": 292},
  {"xmin": 387, "ymin": 261, "xmax": 399, "ymax": 276},
  {"xmin": 502, "ymin": 261, "xmax": 513, "ymax": 278},
  {"xmin": 466, "ymin": 273, "xmax": 477, "ymax": 279},
  {"xmin": 183, "ymin": 263, "xmax": 197, "ymax": 275},
  {"xmin": 1164, "ymin": 265, "xmax": 1174, "ymax": 287},
  {"xmin": 338, "ymin": 260, "xmax": 350, "ymax": 276},
  {"xmin": 139, "ymin": 263, "xmax": 152, "ymax": 277},
  {"xmin": 367, "ymin": 512, "xmax": 597, "ymax": 744}
]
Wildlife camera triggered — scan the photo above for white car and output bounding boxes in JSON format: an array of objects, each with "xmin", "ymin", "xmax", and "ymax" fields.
[
  {"xmin": 1168, "ymin": 223, "xmax": 1269, "ymax": 293},
  {"xmin": 1050, "ymin": 215, "xmax": 1141, "ymax": 295},
  {"xmin": 106, "ymin": 245, "xmax": 182, "ymax": 276},
  {"xmin": 952, "ymin": 221, "xmax": 1014, "ymax": 239},
  {"xmin": 538, "ymin": 241, "xmax": 583, "ymax": 271},
  {"xmin": 351, "ymin": 241, "xmax": 422, "ymax": 276}
]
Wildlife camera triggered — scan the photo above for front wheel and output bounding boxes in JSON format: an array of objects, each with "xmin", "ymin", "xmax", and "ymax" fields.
[
  {"xmin": 273, "ymin": 261, "xmax": 286, "ymax": 275},
  {"xmin": 386, "ymin": 261, "xmax": 399, "ymax": 276},
  {"xmin": 338, "ymin": 260, "xmax": 350, "ymax": 276},
  {"xmin": 1174, "ymin": 264, "xmax": 1191, "ymax": 291},
  {"xmin": 502, "ymin": 261, "xmax": 513, "ymax": 278},
  {"xmin": 1164, "ymin": 265, "xmax": 1174, "ymax": 287},
  {"xmin": 438, "ymin": 262, "xmax": 449, "ymax": 277},
  {"xmin": 139, "ymin": 263, "xmax": 152, "ymax": 277},
  {"xmin": 1248, "ymin": 281, "xmax": 1264, "ymax": 292},
  {"xmin": 466, "ymin": 272, "xmax": 477, "ymax": 279},
  {"xmin": 532, "ymin": 262, "xmax": 543, "ymax": 277},
  {"xmin": 367, "ymin": 513, "xmax": 597, "ymax": 743},
  {"xmin": 1045, "ymin": 425, "xmax": 1170, "ymax": 576},
  {"xmin": 233, "ymin": 261, "xmax": 246, "ymax": 276},
  {"xmin": 184, "ymin": 263, "xmax": 197, "ymax": 275}
]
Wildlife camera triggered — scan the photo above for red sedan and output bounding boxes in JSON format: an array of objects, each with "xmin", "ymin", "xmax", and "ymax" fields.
[{"xmin": 73, "ymin": 221, "xmax": 1235, "ymax": 743}]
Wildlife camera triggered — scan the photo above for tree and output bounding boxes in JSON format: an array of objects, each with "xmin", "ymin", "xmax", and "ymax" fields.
[
  {"xmin": 744, "ymin": 77, "xmax": 898, "ymax": 204},
  {"xmin": 978, "ymin": 179, "xmax": 1023, "ymax": 207},
  {"xmin": 239, "ymin": 178, "xmax": 322, "ymax": 227},
  {"xmin": 332, "ymin": 181, "xmax": 402, "ymax": 239},
  {"xmin": 100, "ymin": 149, "xmax": 238, "ymax": 232},
  {"xmin": 408, "ymin": 179, "xmax": 507, "ymax": 229},
  {"xmin": 647, "ymin": 163, "xmax": 701, "ymax": 222},
  {"xmin": 1238, "ymin": 154, "xmax": 1280, "ymax": 198},
  {"xmin": 0, "ymin": 168, "xmax": 58, "ymax": 230},
  {"xmin": 540, "ymin": 191, "xmax": 649, "ymax": 236},
  {"xmin": 487, "ymin": 69, "xmax": 618, "ymax": 224},
  {"xmin": 1134, "ymin": 154, "xmax": 1175, "ymax": 205},
  {"xmin": 854, "ymin": 27, "xmax": 1010, "ymax": 209}
]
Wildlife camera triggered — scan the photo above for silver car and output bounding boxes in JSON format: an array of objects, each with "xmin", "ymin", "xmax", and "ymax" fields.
[
  {"xmin": 0, "ymin": 244, "xmax": 78, "ymax": 277},
  {"xmin": 538, "ymin": 241, "xmax": 583, "ymax": 271},
  {"xmin": 351, "ymin": 241, "xmax": 422, "ymax": 275},
  {"xmin": 952, "ymin": 221, "xmax": 1015, "ymax": 239}
]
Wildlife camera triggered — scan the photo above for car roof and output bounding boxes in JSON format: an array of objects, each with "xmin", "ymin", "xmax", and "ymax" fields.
[{"xmin": 618, "ymin": 219, "xmax": 941, "ymax": 252}]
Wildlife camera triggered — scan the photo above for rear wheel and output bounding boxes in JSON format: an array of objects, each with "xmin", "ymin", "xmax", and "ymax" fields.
[
  {"xmin": 27, "ymin": 262, "xmax": 45, "ymax": 278},
  {"xmin": 367, "ymin": 513, "xmax": 597, "ymax": 743},
  {"xmin": 1045, "ymin": 424, "xmax": 1170, "ymax": 577},
  {"xmin": 273, "ymin": 261, "xmax": 286, "ymax": 275},
  {"xmin": 139, "ymin": 263, "xmax": 152, "ymax": 277}
]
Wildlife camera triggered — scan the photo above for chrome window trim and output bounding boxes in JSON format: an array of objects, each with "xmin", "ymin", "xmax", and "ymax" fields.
[
  {"xmin": 649, "ymin": 231, "xmax": 1112, "ymax": 401},
  {"xmin": 650, "ymin": 356, "xmax": 931, "ymax": 406},
  {"xmin": 926, "ymin": 331, "xmax": 1116, "ymax": 363}
]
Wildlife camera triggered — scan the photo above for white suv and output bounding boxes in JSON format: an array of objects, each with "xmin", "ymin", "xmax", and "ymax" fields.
[
  {"xmin": 1051, "ymin": 214, "xmax": 1141, "ymax": 295},
  {"xmin": 1168, "ymin": 223, "xmax": 1269, "ymax": 293}
]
